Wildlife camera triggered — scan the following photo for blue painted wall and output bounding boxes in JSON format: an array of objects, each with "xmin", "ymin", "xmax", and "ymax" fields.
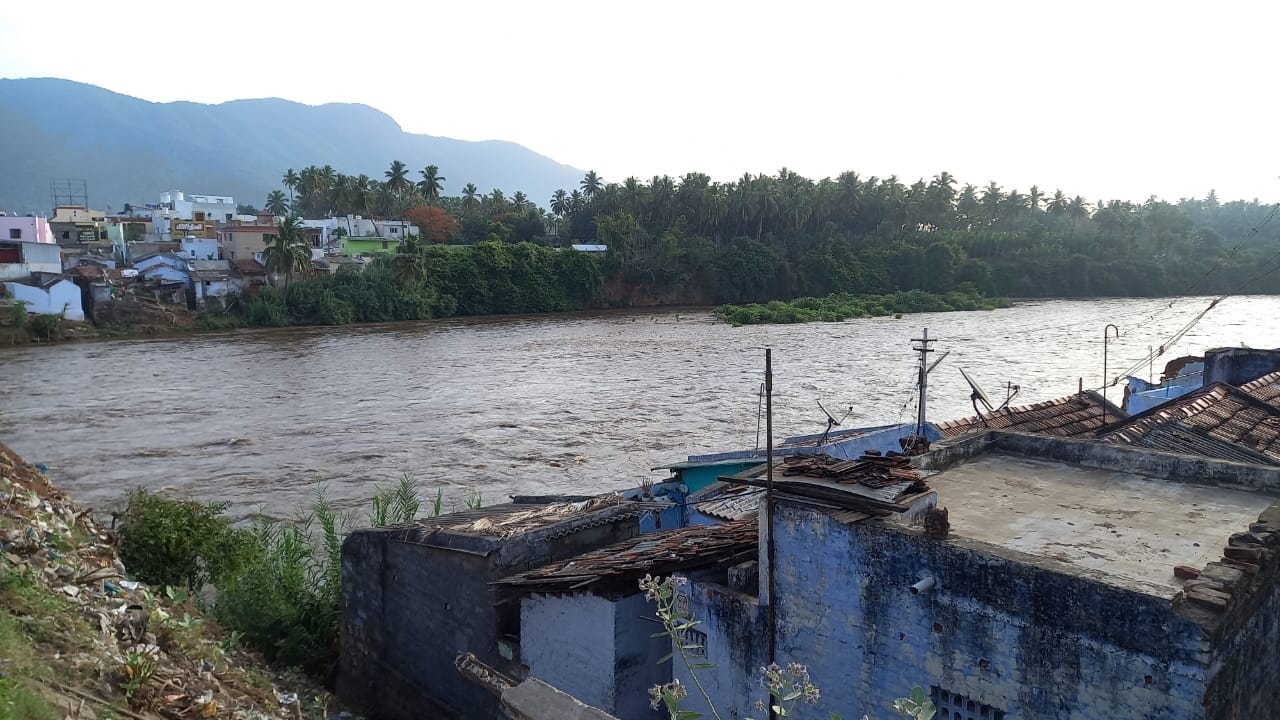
[{"xmin": 765, "ymin": 504, "xmax": 1211, "ymax": 719}]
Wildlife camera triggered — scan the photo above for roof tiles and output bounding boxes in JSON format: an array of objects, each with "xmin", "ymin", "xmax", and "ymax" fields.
[
  {"xmin": 1241, "ymin": 371, "xmax": 1280, "ymax": 407},
  {"xmin": 934, "ymin": 390, "xmax": 1124, "ymax": 439},
  {"xmin": 1101, "ymin": 383, "xmax": 1280, "ymax": 464}
]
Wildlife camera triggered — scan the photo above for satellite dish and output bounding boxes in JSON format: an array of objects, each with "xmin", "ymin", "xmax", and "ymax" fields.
[
  {"xmin": 959, "ymin": 368, "xmax": 995, "ymax": 413},
  {"xmin": 816, "ymin": 399, "xmax": 853, "ymax": 445}
]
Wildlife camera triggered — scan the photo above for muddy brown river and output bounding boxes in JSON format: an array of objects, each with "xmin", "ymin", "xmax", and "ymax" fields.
[{"xmin": 2, "ymin": 297, "xmax": 1278, "ymax": 518}]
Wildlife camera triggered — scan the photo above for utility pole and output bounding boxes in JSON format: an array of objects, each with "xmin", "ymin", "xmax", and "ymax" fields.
[
  {"xmin": 764, "ymin": 349, "xmax": 776, "ymax": 685},
  {"xmin": 1103, "ymin": 324, "xmax": 1120, "ymax": 425},
  {"xmin": 912, "ymin": 329, "xmax": 936, "ymax": 437}
]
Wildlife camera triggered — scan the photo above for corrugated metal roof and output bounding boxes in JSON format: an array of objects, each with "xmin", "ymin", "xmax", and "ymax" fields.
[
  {"xmin": 935, "ymin": 390, "xmax": 1124, "ymax": 439},
  {"xmin": 394, "ymin": 496, "xmax": 666, "ymax": 540},
  {"xmin": 493, "ymin": 519, "xmax": 756, "ymax": 596},
  {"xmin": 689, "ymin": 482, "xmax": 762, "ymax": 521},
  {"xmin": 1101, "ymin": 383, "xmax": 1280, "ymax": 464}
]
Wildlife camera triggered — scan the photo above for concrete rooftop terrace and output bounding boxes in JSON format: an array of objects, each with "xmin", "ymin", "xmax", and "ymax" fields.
[{"xmin": 930, "ymin": 453, "xmax": 1276, "ymax": 597}]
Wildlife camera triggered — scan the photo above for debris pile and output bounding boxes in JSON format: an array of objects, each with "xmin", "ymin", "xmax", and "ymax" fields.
[
  {"xmin": 782, "ymin": 452, "xmax": 924, "ymax": 490},
  {"xmin": 0, "ymin": 441, "xmax": 338, "ymax": 719}
]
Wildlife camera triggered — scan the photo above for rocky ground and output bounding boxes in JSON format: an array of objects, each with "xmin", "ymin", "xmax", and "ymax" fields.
[{"xmin": 0, "ymin": 441, "xmax": 340, "ymax": 720}]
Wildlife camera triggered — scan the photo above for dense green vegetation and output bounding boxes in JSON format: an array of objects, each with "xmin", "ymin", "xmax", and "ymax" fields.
[
  {"xmin": 270, "ymin": 161, "xmax": 1280, "ymax": 317},
  {"xmin": 206, "ymin": 238, "xmax": 604, "ymax": 328},
  {"xmin": 117, "ymin": 477, "xmax": 436, "ymax": 680},
  {"xmin": 717, "ymin": 289, "xmax": 1012, "ymax": 326}
]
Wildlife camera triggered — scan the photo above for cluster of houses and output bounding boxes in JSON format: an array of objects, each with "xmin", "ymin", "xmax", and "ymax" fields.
[
  {"xmin": 338, "ymin": 344, "xmax": 1280, "ymax": 720},
  {"xmin": 0, "ymin": 190, "xmax": 418, "ymax": 321}
]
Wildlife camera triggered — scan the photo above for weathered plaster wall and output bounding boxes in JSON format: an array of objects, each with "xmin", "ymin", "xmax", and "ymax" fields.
[
  {"xmin": 672, "ymin": 581, "xmax": 768, "ymax": 719},
  {"xmin": 1204, "ymin": 348, "xmax": 1280, "ymax": 387},
  {"xmin": 521, "ymin": 593, "xmax": 617, "ymax": 712},
  {"xmin": 611, "ymin": 593, "xmax": 670, "ymax": 719},
  {"xmin": 339, "ymin": 513, "xmax": 645, "ymax": 720},
  {"xmin": 771, "ymin": 504, "xmax": 1211, "ymax": 720}
]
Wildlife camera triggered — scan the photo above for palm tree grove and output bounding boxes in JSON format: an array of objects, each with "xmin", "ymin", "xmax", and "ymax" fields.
[{"xmin": 233, "ymin": 160, "xmax": 1279, "ymax": 329}]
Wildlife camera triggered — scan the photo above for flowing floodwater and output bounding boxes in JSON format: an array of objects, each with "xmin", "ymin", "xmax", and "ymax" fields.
[{"xmin": 2, "ymin": 296, "xmax": 1279, "ymax": 518}]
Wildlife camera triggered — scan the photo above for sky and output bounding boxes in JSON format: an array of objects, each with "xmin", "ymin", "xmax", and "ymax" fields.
[{"xmin": 2, "ymin": 0, "xmax": 1277, "ymax": 203}]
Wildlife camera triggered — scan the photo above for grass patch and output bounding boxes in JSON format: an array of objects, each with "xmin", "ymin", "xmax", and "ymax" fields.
[
  {"xmin": 116, "ymin": 473, "xmax": 445, "ymax": 684},
  {"xmin": 0, "ymin": 583, "xmax": 59, "ymax": 720},
  {"xmin": 716, "ymin": 289, "xmax": 1012, "ymax": 326}
]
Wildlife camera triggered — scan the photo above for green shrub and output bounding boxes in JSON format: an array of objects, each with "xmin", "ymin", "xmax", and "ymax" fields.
[
  {"xmin": 716, "ymin": 289, "xmax": 1008, "ymax": 326},
  {"xmin": 26, "ymin": 314, "xmax": 61, "ymax": 341},
  {"xmin": 116, "ymin": 490, "xmax": 252, "ymax": 591}
]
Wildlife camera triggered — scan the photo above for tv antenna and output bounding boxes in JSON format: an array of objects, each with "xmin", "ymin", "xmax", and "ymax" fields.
[
  {"xmin": 816, "ymin": 399, "xmax": 853, "ymax": 446},
  {"xmin": 959, "ymin": 367, "xmax": 1020, "ymax": 426}
]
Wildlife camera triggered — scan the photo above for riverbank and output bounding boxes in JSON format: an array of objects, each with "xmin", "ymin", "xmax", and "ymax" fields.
[
  {"xmin": 716, "ymin": 289, "xmax": 1013, "ymax": 326},
  {"xmin": 0, "ymin": 441, "xmax": 337, "ymax": 719}
]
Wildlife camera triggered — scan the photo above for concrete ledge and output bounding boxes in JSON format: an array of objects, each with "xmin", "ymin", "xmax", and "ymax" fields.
[{"xmin": 502, "ymin": 678, "xmax": 619, "ymax": 720}]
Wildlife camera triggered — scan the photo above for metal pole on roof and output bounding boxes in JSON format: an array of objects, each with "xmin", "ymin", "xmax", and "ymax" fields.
[
  {"xmin": 764, "ymin": 347, "xmax": 777, "ymax": 720},
  {"xmin": 1103, "ymin": 324, "xmax": 1120, "ymax": 424}
]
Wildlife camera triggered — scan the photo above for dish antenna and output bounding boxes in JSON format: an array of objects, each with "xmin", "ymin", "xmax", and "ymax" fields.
[
  {"xmin": 959, "ymin": 368, "xmax": 1020, "ymax": 426},
  {"xmin": 816, "ymin": 399, "xmax": 853, "ymax": 446}
]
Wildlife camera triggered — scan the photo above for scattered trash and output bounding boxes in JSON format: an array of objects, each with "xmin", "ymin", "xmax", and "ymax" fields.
[{"xmin": 0, "ymin": 441, "xmax": 356, "ymax": 719}]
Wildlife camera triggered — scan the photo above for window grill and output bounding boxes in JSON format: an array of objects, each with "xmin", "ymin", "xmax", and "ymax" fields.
[{"xmin": 932, "ymin": 687, "xmax": 1004, "ymax": 720}]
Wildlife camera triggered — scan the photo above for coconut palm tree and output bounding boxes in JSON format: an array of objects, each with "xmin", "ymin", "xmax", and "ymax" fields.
[
  {"xmin": 461, "ymin": 183, "xmax": 480, "ymax": 214},
  {"xmin": 385, "ymin": 160, "xmax": 411, "ymax": 197},
  {"xmin": 282, "ymin": 169, "xmax": 300, "ymax": 204},
  {"xmin": 580, "ymin": 170, "xmax": 603, "ymax": 199},
  {"xmin": 417, "ymin": 165, "xmax": 446, "ymax": 203},
  {"xmin": 550, "ymin": 189, "xmax": 569, "ymax": 218},
  {"xmin": 265, "ymin": 190, "xmax": 289, "ymax": 216},
  {"xmin": 262, "ymin": 216, "xmax": 314, "ymax": 288}
]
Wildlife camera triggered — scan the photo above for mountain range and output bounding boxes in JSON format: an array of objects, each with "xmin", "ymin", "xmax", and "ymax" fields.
[{"xmin": 0, "ymin": 78, "xmax": 584, "ymax": 215}]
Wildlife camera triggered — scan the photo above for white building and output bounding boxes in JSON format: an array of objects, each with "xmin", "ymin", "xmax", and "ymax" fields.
[
  {"xmin": 0, "ymin": 240, "xmax": 62, "ymax": 281},
  {"xmin": 149, "ymin": 191, "xmax": 237, "ymax": 240},
  {"xmin": 3, "ymin": 277, "xmax": 84, "ymax": 320}
]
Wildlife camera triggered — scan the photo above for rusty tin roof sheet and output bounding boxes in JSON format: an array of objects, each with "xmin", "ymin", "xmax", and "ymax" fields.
[{"xmin": 493, "ymin": 520, "xmax": 757, "ymax": 596}]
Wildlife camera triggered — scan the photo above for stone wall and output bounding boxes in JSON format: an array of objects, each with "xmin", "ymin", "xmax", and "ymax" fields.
[
  {"xmin": 1182, "ymin": 501, "xmax": 1280, "ymax": 719},
  {"xmin": 770, "ymin": 504, "xmax": 1211, "ymax": 719},
  {"xmin": 339, "ymin": 513, "xmax": 644, "ymax": 720}
]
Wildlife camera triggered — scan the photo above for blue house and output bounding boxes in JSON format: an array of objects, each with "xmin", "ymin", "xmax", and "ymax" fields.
[{"xmin": 669, "ymin": 431, "xmax": 1280, "ymax": 720}]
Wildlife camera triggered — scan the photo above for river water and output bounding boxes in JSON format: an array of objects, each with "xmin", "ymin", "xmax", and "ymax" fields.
[{"xmin": 2, "ymin": 296, "xmax": 1278, "ymax": 519}]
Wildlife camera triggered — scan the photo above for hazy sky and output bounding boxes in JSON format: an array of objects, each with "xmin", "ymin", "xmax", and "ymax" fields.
[{"xmin": 2, "ymin": 1, "xmax": 1276, "ymax": 203}]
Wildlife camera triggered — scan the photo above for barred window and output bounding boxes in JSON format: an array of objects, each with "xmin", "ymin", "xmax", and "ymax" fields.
[{"xmin": 932, "ymin": 687, "xmax": 1004, "ymax": 720}]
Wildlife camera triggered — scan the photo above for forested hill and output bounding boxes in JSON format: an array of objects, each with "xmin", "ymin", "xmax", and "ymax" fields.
[
  {"xmin": 542, "ymin": 171, "xmax": 1280, "ymax": 301},
  {"xmin": 0, "ymin": 78, "xmax": 583, "ymax": 213}
]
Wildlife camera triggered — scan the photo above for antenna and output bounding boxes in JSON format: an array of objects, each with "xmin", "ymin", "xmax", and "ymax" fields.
[
  {"xmin": 816, "ymin": 399, "xmax": 853, "ymax": 446},
  {"xmin": 959, "ymin": 367, "xmax": 994, "ymax": 412}
]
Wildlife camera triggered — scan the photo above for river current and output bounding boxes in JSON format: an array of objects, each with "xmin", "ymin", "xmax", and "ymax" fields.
[{"xmin": 2, "ymin": 296, "xmax": 1278, "ymax": 518}]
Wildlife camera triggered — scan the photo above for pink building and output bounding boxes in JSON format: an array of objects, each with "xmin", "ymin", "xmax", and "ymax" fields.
[{"xmin": 0, "ymin": 215, "xmax": 57, "ymax": 244}]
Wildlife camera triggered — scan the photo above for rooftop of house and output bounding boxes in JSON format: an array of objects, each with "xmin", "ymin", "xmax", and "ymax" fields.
[
  {"xmin": 492, "ymin": 519, "xmax": 757, "ymax": 597},
  {"xmin": 725, "ymin": 451, "xmax": 932, "ymax": 516},
  {"xmin": 1242, "ymin": 371, "xmax": 1280, "ymax": 406},
  {"xmin": 688, "ymin": 482, "xmax": 763, "ymax": 522},
  {"xmin": 1101, "ymin": 383, "xmax": 1280, "ymax": 465},
  {"xmin": 404, "ymin": 495, "xmax": 666, "ymax": 541},
  {"xmin": 229, "ymin": 259, "xmax": 267, "ymax": 276},
  {"xmin": 914, "ymin": 437, "xmax": 1280, "ymax": 599},
  {"xmin": 934, "ymin": 390, "xmax": 1124, "ymax": 439}
]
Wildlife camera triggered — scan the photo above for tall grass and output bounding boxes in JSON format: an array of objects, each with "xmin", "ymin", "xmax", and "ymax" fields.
[{"xmin": 117, "ymin": 473, "xmax": 445, "ymax": 682}]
